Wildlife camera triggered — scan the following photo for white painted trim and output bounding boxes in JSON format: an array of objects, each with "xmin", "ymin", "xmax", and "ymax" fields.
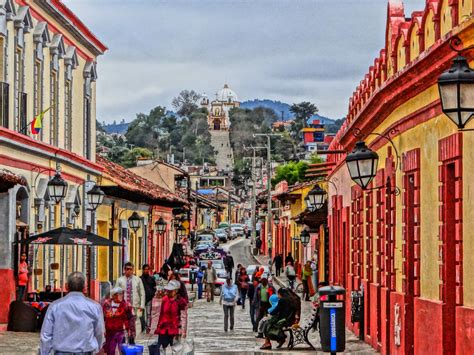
[{"xmin": 0, "ymin": 135, "xmax": 102, "ymax": 175}]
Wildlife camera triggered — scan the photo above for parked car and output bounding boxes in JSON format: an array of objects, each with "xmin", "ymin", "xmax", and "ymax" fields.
[
  {"xmin": 231, "ymin": 223, "xmax": 245, "ymax": 237},
  {"xmin": 197, "ymin": 233, "xmax": 219, "ymax": 247},
  {"xmin": 214, "ymin": 228, "xmax": 228, "ymax": 243},
  {"xmin": 246, "ymin": 264, "xmax": 272, "ymax": 282}
]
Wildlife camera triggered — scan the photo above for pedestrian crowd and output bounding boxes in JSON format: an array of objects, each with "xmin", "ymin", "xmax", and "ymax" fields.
[
  {"xmin": 38, "ymin": 251, "xmax": 318, "ymax": 354},
  {"xmin": 39, "ymin": 259, "xmax": 190, "ymax": 355}
]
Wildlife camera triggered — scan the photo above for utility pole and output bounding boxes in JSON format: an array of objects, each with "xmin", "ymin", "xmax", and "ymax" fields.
[
  {"xmin": 253, "ymin": 134, "xmax": 282, "ymax": 257},
  {"xmin": 244, "ymin": 145, "xmax": 266, "ymax": 246}
]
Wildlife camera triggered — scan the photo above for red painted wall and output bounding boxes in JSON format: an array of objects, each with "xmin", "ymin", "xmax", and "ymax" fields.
[
  {"xmin": 414, "ymin": 298, "xmax": 443, "ymax": 354},
  {"xmin": 0, "ymin": 269, "xmax": 16, "ymax": 325},
  {"xmin": 456, "ymin": 306, "xmax": 474, "ymax": 354}
]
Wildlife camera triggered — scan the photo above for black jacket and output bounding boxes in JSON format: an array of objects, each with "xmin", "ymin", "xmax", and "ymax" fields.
[
  {"xmin": 269, "ymin": 297, "xmax": 294, "ymax": 325},
  {"xmin": 140, "ymin": 274, "xmax": 156, "ymax": 303},
  {"xmin": 224, "ymin": 255, "xmax": 234, "ymax": 270}
]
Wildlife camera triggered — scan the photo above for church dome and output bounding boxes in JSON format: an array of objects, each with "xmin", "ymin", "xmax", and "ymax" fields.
[{"xmin": 216, "ymin": 84, "xmax": 238, "ymax": 102}]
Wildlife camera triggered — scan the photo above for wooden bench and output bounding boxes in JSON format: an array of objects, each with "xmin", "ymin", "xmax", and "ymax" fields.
[{"xmin": 284, "ymin": 304, "xmax": 318, "ymax": 350}]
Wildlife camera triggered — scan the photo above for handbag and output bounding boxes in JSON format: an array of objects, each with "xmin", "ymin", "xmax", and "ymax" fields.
[{"xmin": 148, "ymin": 343, "xmax": 160, "ymax": 355}]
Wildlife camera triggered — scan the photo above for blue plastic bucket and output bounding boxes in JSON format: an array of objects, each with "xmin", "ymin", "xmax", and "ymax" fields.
[{"xmin": 121, "ymin": 344, "xmax": 144, "ymax": 355}]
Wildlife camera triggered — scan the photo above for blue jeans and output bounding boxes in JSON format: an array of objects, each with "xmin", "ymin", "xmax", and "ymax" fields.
[
  {"xmin": 198, "ymin": 282, "xmax": 203, "ymax": 299},
  {"xmin": 250, "ymin": 303, "xmax": 257, "ymax": 332},
  {"xmin": 240, "ymin": 288, "xmax": 248, "ymax": 308}
]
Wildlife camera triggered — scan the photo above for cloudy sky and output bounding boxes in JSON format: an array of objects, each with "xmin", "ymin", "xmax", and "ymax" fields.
[{"xmin": 64, "ymin": 0, "xmax": 423, "ymax": 123}]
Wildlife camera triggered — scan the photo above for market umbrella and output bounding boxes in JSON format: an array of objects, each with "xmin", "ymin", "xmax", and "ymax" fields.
[
  {"xmin": 20, "ymin": 227, "xmax": 122, "ymax": 246},
  {"xmin": 20, "ymin": 227, "xmax": 121, "ymax": 297}
]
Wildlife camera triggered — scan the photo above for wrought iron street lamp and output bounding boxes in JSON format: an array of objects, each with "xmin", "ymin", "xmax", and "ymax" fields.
[
  {"xmin": 300, "ymin": 229, "xmax": 310, "ymax": 246},
  {"xmin": 128, "ymin": 212, "xmax": 142, "ymax": 233},
  {"xmin": 307, "ymin": 185, "xmax": 326, "ymax": 211},
  {"xmin": 87, "ymin": 184, "xmax": 105, "ymax": 211},
  {"xmin": 438, "ymin": 55, "xmax": 474, "ymax": 129},
  {"xmin": 345, "ymin": 141, "xmax": 379, "ymax": 190},
  {"xmin": 273, "ymin": 214, "xmax": 280, "ymax": 226},
  {"xmin": 304, "ymin": 196, "xmax": 312, "ymax": 211},
  {"xmin": 176, "ymin": 223, "xmax": 186, "ymax": 239},
  {"xmin": 437, "ymin": 36, "xmax": 474, "ymax": 130},
  {"xmin": 47, "ymin": 171, "xmax": 68, "ymax": 204},
  {"xmin": 155, "ymin": 217, "xmax": 167, "ymax": 235}
]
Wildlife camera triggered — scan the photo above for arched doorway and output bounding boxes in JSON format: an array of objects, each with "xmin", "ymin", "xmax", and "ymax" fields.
[
  {"xmin": 213, "ymin": 119, "xmax": 221, "ymax": 130},
  {"xmin": 14, "ymin": 186, "xmax": 30, "ymax": 298}
]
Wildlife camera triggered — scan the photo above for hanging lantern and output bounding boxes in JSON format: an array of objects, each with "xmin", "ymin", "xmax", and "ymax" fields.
[
  {"xmin": 345, "ymin": 141, "xmax": 379, "ymax": 189},
  {"xmin": 273, "ymin": 214, "xmax": 280, "ymax": 226},
  {"xmin": 87, "ymin": 184, "xmax": 105, "ymax": 211},
  {"xmin": 307, "ymin": 185, "xmax": 326, "ymax": 210},
  {"xmin": 300, "ymin": 229, "xmax": 310, "ymax": 246},
  {"xmin": 128, "ymin": 212, "xmax": 142, "ymax": 232},
  {"xmin": 438, "ymin": 55, "xmax": 474, "ymax": 129},
  {"xmin": 47, "ymin": 172, "xmax": 68, "ymax": 204},
  {"xmin": 155, "ymin": 217, "xmax": 167, "ymax": 234},
  {"xmin": 176, "ymin": 223, "xmax": 186, "ymax": 238}
]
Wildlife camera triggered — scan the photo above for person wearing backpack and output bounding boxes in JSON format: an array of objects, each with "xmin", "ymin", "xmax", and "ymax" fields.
[
  {"xmin": 285, "ymin": 262, "xmax": 296, "ymax": 290},
  {"xmin": 219, "ymin": 277, "xmax": 239, "ymax": 332}
]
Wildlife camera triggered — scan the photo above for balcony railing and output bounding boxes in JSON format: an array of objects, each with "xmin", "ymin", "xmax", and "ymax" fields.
[
  {"xmin": 0, "ymin": 82, "xmax": 9, "ymax": 129},
  {"xmin": 18, "ymin": 92, "xmax": 27, "ymax": 134}
]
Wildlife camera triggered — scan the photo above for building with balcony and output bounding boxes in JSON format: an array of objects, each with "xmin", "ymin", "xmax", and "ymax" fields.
[{"xmin": 0, "ymin": 0, "xmax": 107, "ymax": 329}]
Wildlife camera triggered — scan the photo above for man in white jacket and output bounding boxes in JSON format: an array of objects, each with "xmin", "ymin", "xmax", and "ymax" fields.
[{"xmin": 115, "ymin": 261, "xmax": 146, "ymax": 344}]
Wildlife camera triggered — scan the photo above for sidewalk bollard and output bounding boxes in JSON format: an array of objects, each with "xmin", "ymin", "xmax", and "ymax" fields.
[{"xmin": 319, "ymin": 285, "xmax": 346, "ymax": 354}]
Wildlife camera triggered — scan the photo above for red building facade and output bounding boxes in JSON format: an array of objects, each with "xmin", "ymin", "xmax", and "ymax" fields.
[{"xmin": 327, "ymin": 1, "xmax": 474, "ymax": 354}]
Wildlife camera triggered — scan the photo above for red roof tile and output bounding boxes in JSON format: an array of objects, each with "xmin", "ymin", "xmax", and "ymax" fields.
[
  {"xmin": 96, "ymin": 155, "xmax": 188, "ymax": 205},
  {"xmin": 0, "ymin": 169, "xmax": 26, "ymax": 192}
]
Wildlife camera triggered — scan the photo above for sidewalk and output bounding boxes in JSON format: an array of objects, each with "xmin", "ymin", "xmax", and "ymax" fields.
[
  {"xmin": 250, "ymin": 250, "xmax": 298, "ymax": 289},
  {"xmin": 250, "ymin": 249, "xmax": 377, "ymax": 354}
]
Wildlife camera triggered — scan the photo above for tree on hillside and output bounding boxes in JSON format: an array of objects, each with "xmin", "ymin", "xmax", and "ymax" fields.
[
  {"xmin": 289, "ymin": 101, "xmax": 318, "ymax": 140},
  {"xmin": 172, "ymin": 90, "xmax": 201, "ymax": 117},
  {"xmin": 325, "ymin": 118, "xmax": 345, "ymax": 134}
]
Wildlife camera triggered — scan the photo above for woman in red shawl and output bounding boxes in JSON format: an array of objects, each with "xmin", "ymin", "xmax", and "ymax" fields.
[{"xmin": 155, "ymin": 280, "xmax": 188, "ymax": 351}]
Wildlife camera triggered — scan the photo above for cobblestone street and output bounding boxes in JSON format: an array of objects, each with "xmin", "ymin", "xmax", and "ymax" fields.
[{"xmin": 0, "ymin": 239, "xmax": 376, "ymax": 354}]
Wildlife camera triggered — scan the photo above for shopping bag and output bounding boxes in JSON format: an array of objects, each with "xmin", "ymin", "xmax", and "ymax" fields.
[
  {"xmin": 308, "ymin": 277, "xmax": 316, "ymax": 297},
  {"xmin": 148, "ymin": 342, "xmax": 160, "ymax": 355}
]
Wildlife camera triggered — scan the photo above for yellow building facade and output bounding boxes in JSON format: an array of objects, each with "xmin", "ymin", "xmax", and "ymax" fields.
[
  {"xmin": 327, "ymin": 1, "xmax": 474, "ymax": 353},
  {"xmin": 0, "ymin": 0, "xmax": 107, "ymax": 328}
]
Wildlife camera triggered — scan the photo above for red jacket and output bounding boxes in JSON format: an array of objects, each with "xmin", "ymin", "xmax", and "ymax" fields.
[
  {"xmin": 155, "ymin": 295, "xmax": 187, "ymax": 336},
  {"xmin": 102, "ymin": 299, "xmax": 133, "ymax": 333}
]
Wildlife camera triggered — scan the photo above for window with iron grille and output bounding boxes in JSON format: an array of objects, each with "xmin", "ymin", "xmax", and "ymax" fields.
[
  {"xmin": 50, "ymin": 69, "xmax": 58, "ymax": 146},
  {"xmin": 64, "ymin": 78, "xmax": 72, "ymax": 150},
  {"xmin": 84, "ymin": 96, "xmax": 91, "ymax": 159},
  {"xmin": 18, "ymin": 91, "xmax": 27, "ymax": 133}
]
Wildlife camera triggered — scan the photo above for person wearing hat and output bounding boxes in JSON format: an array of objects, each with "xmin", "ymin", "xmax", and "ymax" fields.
[
  {"xmin": 102, "ymin": 287, "xmax": 134, "ymax": 355},
  {"xmin": 155, "ymin": 280, "xmax": 188, "ymax": 351}
]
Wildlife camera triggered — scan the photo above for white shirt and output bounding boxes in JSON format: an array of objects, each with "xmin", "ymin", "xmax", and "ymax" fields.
[{"xmin": 40, "ymin": 292, "xmax": 104, "ymax": 354}]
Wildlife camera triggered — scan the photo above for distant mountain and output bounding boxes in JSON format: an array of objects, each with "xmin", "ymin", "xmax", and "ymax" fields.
[
  {"xmin": 307, "ymin": 113, "xmax": 336, "ymax": 125},
  {"xmin": 241, "ymin": 99, "xmax": 336, "ymax": 125},
  {"xmin": 103, "ymin": 111, "xmax": 176, "ymax": 135},
  {"xmin": 241, "ymin": 100, "xmax": 292, "ymax": 120},
  {"xmin": 104, "ymin": 122, "xmax": 130, "ymax": 135}
]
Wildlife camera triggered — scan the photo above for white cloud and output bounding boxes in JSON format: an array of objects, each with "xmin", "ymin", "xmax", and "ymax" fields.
[{"xmin": 65, "ymin": 0, "xmax": 428, "ymax": 122}]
